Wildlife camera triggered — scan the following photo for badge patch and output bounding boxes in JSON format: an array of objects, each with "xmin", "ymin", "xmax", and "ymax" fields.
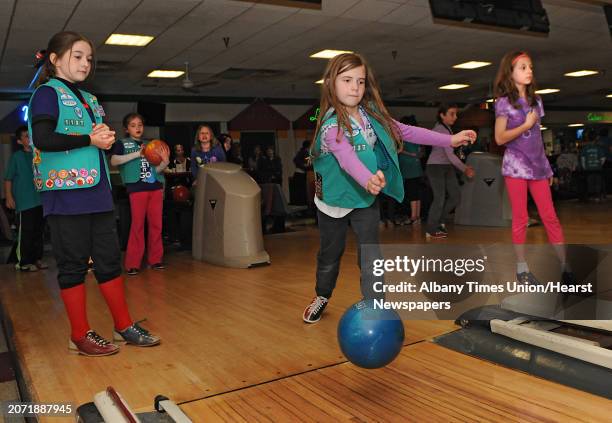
[
  {"xmin": 58, "ymin": 170, "xmax": 68, "ymax": 179},
  {"xmin": 54, "ymin": 178, "xmax": 64, "ymax": 188},
  {"xmin": 315, "ymin": 172, "xmax": 323, "ymax": 200},
  {"xmin": 74, "ymin": 107, "xmax": 83, "ymax": 119},
  {"xmin": 86, "ymin": 176, "xmax": 94, "ymax": 184},
  {"xmin": 62, "ymin": 99, "xmax": 77, "ymax": 107},
  {"xmin": 80, "ymin": 168, "xmax": 88, "ymax": 177},
  {"xmin": 49, "ymin": 169, "xmax": 58, "ymax": 180},
  {"xmin": 45, "ymin": 179, "xmax": 54, "ymax": 188}
]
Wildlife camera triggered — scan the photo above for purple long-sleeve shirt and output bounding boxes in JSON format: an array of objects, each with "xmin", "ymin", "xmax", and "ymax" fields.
[
  {"xmin": 324, "ymin": 119, "xmax": 452, "ymax": 188},
  {"xmin": 426, "ymin": 123, "xmax": 466, "ymax": 172}
]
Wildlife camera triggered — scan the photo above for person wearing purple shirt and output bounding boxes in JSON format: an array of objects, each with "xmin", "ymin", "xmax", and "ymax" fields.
[
  {"xmin": 302, "ymin": 53, "xmax": 476, "ymax": 324},
  {"xmin": 494, "ymin": 51, "xmax": 571, "ymax": 286},
  {"xmin": 425, "ymin": 104, "xmax": 475, "ymax": 239},
  {"xmin": 190, "ymin": 124, "xmax": 226, "ymax": 183}
]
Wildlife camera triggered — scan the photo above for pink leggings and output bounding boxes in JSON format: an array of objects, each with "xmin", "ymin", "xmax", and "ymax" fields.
[{"xmin": 504, "ymin": 177, "xmax": 565, "ymax": 244}]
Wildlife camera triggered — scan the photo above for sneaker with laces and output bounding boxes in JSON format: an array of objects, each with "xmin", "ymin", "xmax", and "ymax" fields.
[
  {"xmin": 438, "ymin": 224, "xmax": 448, "ymax": 235},
  {"xmin": 516, "ymin": 271, "xmax": 541, "ymax": 285},
  {"xmin": 425, "ymin": 231, "xmax": 447, "ymax": 239},
  {"xmin": 303, "ymin": 296, "xmax": 329, "ymax": 323},
  {"xmin": 69, "ymin": 330, "xmax": 119, "ymax": 356},
  {"xmin": 150, "ymin": 263, "xmax": 165, "ymax": 270},
  {"xmin": 114, "ymin": 322, "xmax": 160, "ymax": 346},
  {"xmin": 126, "ymin": 268, "xmax": 139, "ymax": 276}
]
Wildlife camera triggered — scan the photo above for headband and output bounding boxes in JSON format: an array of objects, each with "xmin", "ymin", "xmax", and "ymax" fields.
[{"xmin": 512, "ymin": 53, "xmax": 529, "ymax": 65}]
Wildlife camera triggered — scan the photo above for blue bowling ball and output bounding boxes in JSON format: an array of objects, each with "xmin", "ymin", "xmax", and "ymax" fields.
[{"xmin": 337, "ymin": 299, "xmax": 405, "ymax": 369}]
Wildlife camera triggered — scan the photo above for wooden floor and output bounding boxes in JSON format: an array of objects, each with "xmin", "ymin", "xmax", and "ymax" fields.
[{"xmin": 1, "ymin": 199, "xmax": 611, "ymax": 422}]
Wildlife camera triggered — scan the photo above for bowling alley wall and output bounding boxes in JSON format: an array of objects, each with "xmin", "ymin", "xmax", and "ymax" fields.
[{"xmin": 0, "ymin": 99, "xmax": 609, "ymax": 199}]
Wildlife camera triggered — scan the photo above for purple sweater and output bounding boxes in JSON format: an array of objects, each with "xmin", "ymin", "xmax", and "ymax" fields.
[
  {"xmin": 324, "ymin": 119, "xmax": 452, "ymax": 188},
  {"xmin": 426, "ymin": 123, "xmax": 466, "ymax": 172}
]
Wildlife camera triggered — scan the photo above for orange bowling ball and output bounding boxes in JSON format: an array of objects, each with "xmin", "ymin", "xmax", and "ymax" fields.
[
  {"xmin": 143, "ymin": 139, "xmax": 170, "ymax": 166},
  {"xmin": 172, "ymin": 185, "xmax": 191, "ymax": 203}
]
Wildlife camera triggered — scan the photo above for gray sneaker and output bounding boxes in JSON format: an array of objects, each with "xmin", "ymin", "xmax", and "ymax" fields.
[{"xmin": 113, "ymin": 322, "xmax": 160, "ymax": 347}]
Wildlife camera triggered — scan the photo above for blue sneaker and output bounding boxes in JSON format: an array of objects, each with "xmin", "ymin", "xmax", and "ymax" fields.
[{"xmin": 113, "ymin": 322, "xmax": 160, "ymax": 347}]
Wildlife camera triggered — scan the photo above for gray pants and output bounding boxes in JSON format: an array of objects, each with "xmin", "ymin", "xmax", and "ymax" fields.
[
  {"xmin": 426, "ymin": 164, "xmax": 460, "ymax": 234},
  {"xmin": 315, "ymin": 201, "xmax": 383, "ymax": 300}
]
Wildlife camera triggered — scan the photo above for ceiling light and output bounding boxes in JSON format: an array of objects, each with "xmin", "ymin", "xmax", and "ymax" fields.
[
  {"xmin": 535, "ymin": 89, "xmax": 560, "ymax": 94},
  {"xmin": 315, "ymin": 79, "xmax": 324, "ymax": 84},
  {"xmin": 105, "ymin": 34, "xmax": 154, "ymax": 47},
  {"xmin": 568, "ymin": 123, "xmax": 584, "ymax": 127},
  {"xmin": 540, "ymin": 126, "xmax": 548, "ymax": 130},
  {"xmin": 607, "ymin": 94, "xmax": 612, "ymax": 98},
  {"xmin": 564, "ymin": 70, "xmax": 599, "ymax": 77},
  {"xmin": 310, "ymin": 49, "xmax": 353, "ymax": 59},
  {"xmin": 147, "ymin": 70, "xmax": 184, "ymax": 78},
  {"xmin": 486, "ymin": 98, "xmax": 494, "ymax": 103},
  {"xmin": 439, "ymin": 84, "xmax": 470, "ymax": 90},
  {"xmin": 453, "ymin": 61, "xmax": 491, "ymax": 69}
]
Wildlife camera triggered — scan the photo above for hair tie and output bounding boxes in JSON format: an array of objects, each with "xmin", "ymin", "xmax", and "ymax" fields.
[{"xmin": 34, "ymin": 49, "xmax": 48, "ymax": 68}]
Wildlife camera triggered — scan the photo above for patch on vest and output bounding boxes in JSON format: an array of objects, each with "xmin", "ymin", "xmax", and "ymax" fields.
[{"xmin": 315, "ymin": 172, "xmax": 323, "ymax": 200}]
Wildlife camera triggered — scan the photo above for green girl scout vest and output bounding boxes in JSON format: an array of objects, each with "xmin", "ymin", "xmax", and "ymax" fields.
[
  {"xmin": 117, "ymin": 138, "xmax": 165, "ymax": 184},
  {"xmin": 312, "ymin": 109, "xmax": 404, "ymax": 208},
  {"xmin": 27, "ymin": 78, "xmax": 110, "ymax": 192}
]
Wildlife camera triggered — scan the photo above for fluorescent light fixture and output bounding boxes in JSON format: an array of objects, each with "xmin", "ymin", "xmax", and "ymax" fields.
[
  {"xmin": 147, "ymin": 70, "xmax": 184, "ymax": 78},
  {"xmin": 439, "ymin": 84, "xmax": 469, "ymax": 90},
  {"xmin": 453, "ymin": 61, "xmax": 491, "ymax": 69},
  {"xmin": 315, "ymin": 79, "xmax": 324, "ymax": 84},
  {"xmin": 564, "ymin": 70, "xmax": 599, "ymax": 77},
  {"xmin": 535, "ymin": 88, "xmax": 560, "ymax": 94},
  {"xmin": 568, "ymin": 123, "xmax": 584, "ymax": 127},
  {"xmin": 607, "ymin": 94, "xmax": 612, "ymax": 98},
  {"xmin": 540, "ymin": 126, "xmax": 548, "ymax": 130},
  {"xmin": 486, "ymin": 98, "xmax": 494, "ymax": 103},
  {"xmin": 310, "ymin": 49, "xmax": 353, "ymax": 59},
  {"xmin": 105, "ymin": 34, "xmax": 154, "ymax": 47}
]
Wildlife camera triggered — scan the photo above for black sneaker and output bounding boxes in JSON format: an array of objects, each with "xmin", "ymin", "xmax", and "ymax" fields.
[
  {"xmin": 151, "ymin": 263, "xmax": 165, "ymax": 270},
  {"xmin": 126, "ymin": 268, "xmax": 139, "ymax": 276},
  {"xmin": 303, "ymin": 296, "xmax": 329, "ymax": 323},
  {"xmin": 516, "ymin": 271, "xmax": 540, "ymax": 285},
  {"xmin": 438, "ymin": 224, "xmax": 448, "ymax": 235},
  {"xmin": 561, "ymin": 271, "xmax": 576, "ymax": 286}
]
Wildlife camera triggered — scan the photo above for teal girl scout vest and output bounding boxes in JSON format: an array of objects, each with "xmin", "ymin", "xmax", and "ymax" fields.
[
  {"xmin": 117, "ymin": 138, "xmax": 165, "ymax": 184},
  {"xmin": 27, "ymin": 78, "xmax": 110, "ymax": 192},
  {"xmin": 312, "ymin": 109, "xmax": 404, "ymax": 208}
]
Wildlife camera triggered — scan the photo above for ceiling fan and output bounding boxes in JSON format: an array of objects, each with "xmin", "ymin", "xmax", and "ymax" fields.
[{"xmin": 180, "ymin": 62, "xmax": 219, "ymax": 93}]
